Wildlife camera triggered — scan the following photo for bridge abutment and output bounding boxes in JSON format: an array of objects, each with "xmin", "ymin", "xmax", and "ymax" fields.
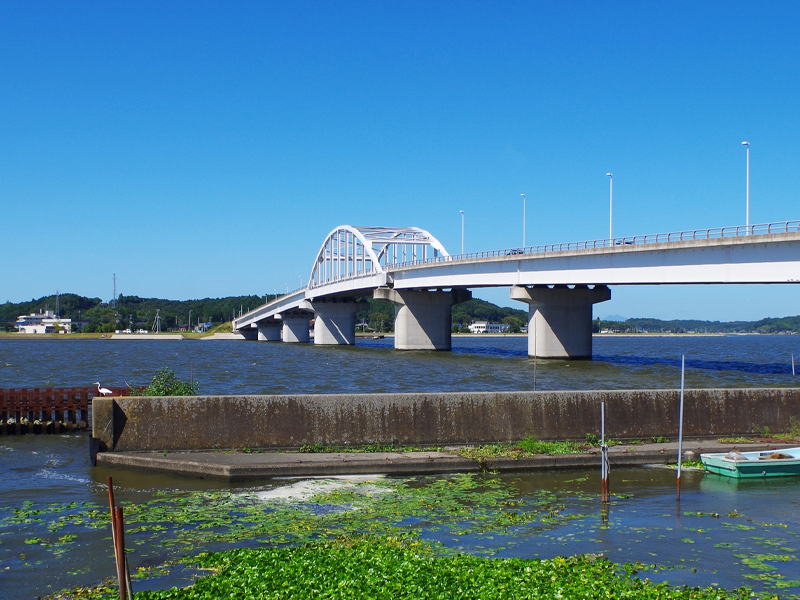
[
  {"xmin": 281, "ymin": 313, "xmax": 312, "ymax": 343},
  {"xmin": 257, "ymin": 321, "xmax": 282, "ymax": 341},
  {"xmin": 375, "ymin": 288, "xmax": 472, "ymax": 350},
  {"xmin": 511, "ymin": 285, "xmax": 611, "ymax": 359},
  {"xmin": 312, "ymin": 300, "xmax": 365, "ymax": 345}
]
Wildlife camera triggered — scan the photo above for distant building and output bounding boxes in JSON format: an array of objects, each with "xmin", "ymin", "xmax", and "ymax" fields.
[
  {"xmin": 15, "ymin": 310, "xmax": 72, "ymax": 334},
  {"xmin": 468, "ymin": 321, "xmax": 510, "ymax": 334}
]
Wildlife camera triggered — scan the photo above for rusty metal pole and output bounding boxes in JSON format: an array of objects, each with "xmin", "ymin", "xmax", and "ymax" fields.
[
  {"xmin": 107, "ymin": 477, "xmax": 118, "ymax": 565},
  {"xmin": 114, "ymin": 507, "xmax": 127, "ymax": 600}
]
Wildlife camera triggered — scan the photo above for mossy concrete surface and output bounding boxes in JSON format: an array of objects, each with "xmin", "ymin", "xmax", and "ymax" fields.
[{"xmin": 92, "ymin": 388, "xmax": 800, "ymax": 453}]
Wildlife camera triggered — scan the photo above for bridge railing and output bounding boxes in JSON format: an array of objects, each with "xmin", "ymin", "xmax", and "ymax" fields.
[{"xmin": 389, "ymin": 220, "xmax": 800, "ymax": 269}]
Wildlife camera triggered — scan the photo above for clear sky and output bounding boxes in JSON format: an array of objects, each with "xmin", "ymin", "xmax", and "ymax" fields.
[{"xmin": 2, "ymin": 1, "xmax": 798, "ymax": 321}]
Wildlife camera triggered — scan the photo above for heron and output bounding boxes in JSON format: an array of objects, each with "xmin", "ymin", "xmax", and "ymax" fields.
[{"xmin": 93, "ymin": 382, "xmax": 113, "ymax": 396}]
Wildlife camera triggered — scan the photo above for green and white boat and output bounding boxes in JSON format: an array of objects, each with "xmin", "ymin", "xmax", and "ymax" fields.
[{"xmin": 701, "ymin": 447, "xmax": 800, "ymax": 479}]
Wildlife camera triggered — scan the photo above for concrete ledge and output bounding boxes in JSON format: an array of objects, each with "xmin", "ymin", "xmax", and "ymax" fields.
[
  {"xmin": 95, "ymin": 440, "xmax": 793, "ymax": 481},
  {"xmin": 92, "ymin": 389, "xmax": 800, "ymax": 453}
]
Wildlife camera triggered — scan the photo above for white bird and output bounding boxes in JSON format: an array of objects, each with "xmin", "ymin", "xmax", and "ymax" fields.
[{"xmin": 93, "ymin": 382, "xmax": 113, "ymax": 396}]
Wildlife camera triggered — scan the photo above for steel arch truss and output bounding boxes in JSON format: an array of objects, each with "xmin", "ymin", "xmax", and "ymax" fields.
[{"xmin": 309, "ymin": 225, "xmax": 450, "ymax": 288}]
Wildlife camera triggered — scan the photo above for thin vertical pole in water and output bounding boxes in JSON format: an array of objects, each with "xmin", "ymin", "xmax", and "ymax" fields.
[
  {"xmin": 114, "ymin": 507, "xmax": 127, "ymax": 600},
  {"xmin": 677, "ymin": 355, "xmax": 685, "ymax": 501},
  {"xmin": 601, "ymin": 401, "xmax": 609, "ymax": 502},
  {"xmin": 533, "ymin": 318, "xmax": 537, "ymax": 391},
  {"xmin": 793, "ymin": 354, "xmax": 796, "ymax": 377},
  {"xmin": 107, "ymin": 477, "xmax": 118, "ymax": 569}
]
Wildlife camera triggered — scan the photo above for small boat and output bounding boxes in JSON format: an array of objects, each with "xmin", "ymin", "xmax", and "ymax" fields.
[
  {"xmin": 372, "ymin": 334, "xmax": 385, "ymax": 339},
  {"xmin": 701, "ymin": 447, "xmax": 800, "ymax": 479}
]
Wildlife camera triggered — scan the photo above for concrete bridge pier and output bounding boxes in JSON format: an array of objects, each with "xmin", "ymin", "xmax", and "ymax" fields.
[
  {"xmin": 281, "ymin": 312, "xmax": 313, "ymax": 343},
  {"xmin": 312, "ymin": 300, "xmax": 366, "ymax": 345},
  {"xmin": 375, "ymin": 288, "xmax": 472, "ymax": 350},
  {"xmin": 511, "ymin": 285, "xmax": 611, "ymax": 359},
  {"xmin": 257, "ymin": 320, "xmax": 282, "ymax": 341}
]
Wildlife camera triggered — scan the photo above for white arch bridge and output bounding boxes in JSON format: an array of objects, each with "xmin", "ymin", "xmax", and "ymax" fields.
[{"xmin": 233, "ymin": 221, "xmax": 800, "ymax": 358}]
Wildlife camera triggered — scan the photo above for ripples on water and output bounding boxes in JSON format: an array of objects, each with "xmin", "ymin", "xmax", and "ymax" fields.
[
  {"xmin": 0, "ymin": 335, "xmax": 797, "ymax": 393},
  {"xmin": 1, "ymin": 337, "xmax": 800, "ymax": 599}
]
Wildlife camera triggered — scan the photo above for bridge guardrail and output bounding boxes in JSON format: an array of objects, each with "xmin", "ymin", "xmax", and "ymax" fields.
[
  {"xmin": 303, "ymin": 220, "xmax": 800, "ymax": 291},
  {"xmin": 389, "ymin": 220, "xmax": 800, "ymax": 269}
]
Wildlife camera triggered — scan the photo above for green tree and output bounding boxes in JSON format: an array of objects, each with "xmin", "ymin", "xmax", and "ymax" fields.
[{"xmin": 140, "ymin": 367, "xmax": 198, "ymax": 396}]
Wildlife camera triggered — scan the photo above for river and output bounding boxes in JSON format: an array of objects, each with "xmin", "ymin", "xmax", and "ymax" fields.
[{"xmin": 1, "ymin": 335, "xmax": 799, "ymax": 599}]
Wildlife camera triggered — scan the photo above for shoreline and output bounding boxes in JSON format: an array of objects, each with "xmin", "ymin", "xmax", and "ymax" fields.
[{"xmin": 0, "ymin": 331, "xmax": 789, "ymax": 340}]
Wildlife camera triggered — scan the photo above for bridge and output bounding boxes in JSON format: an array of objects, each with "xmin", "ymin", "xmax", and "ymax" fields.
[{"xmin": 233, "ymin": 221, "xmax": 800, "ymax": 359}]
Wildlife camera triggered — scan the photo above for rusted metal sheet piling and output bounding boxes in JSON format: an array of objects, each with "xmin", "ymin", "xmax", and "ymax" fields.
[{"xmin": 0, "ymin": 387, "xmax": 130, "ymax": 435}]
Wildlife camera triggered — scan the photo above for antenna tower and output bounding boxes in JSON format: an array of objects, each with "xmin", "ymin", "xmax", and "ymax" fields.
[
  {"xmin": 113, "ymin": 274, "xmax": 117, "ymax": 309},
  {"xmin": 151, "ymin": 309, "xmax": 162, "ymax": 333}
]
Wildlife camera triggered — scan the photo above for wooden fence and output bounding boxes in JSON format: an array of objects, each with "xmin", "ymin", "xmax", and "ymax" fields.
[{"xmin": 0, "ymin": 387, "xmax": 131, "ymax": 435}]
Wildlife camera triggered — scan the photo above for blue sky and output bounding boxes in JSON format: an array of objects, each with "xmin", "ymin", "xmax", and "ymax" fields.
[{"xmin": 2, "ymin": 1, "xmax": 798, "ymax": 321}]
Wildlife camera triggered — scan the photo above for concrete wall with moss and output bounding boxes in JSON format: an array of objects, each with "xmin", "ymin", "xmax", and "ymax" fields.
[{"xmin": 92, "ymin": 389, "xmax": 800, "ymax": 452}]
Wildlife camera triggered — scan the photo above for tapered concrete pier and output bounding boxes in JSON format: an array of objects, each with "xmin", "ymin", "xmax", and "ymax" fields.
[
  {"xmin": 312, "ymin": 300, "xmax": 365, "ymax": 345},
  {"xmin": 374, "ymin": 288, "xmax": 471, "ymax": 350},
  {"xmin": 511, "ymin": 284, "xmax": 611, "ymax": 359}
]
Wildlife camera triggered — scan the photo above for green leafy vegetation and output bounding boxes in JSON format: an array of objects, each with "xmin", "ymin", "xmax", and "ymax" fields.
[
  {"xmin": 132, "ymin": 536, "xmax": 758, "ymax": 600},
  {"xmin": 140, "ymin": 367, "xmax": 198, "ymax": 396},
  {"xmin": 0, "ymin": 293, "xmax": 265, "ymax": 333},
  {"xmin": 8, "ymin": 473, "xmax": 796, "ymax": 599},
  {"xmin": 457, "ymin": 437, "xmax": 586, "ymax": 462}
]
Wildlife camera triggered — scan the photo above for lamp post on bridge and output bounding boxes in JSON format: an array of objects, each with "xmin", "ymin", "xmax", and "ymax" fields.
[
  {"xmin": 606, "ymin": 173, "xmax": 613, "ymax": 241},
  {"xmin": 459, "ymin": 210, "xmax": 465, "ymax": 255},
  {"xmin": 299, "ymin": 275, "xmax": 302, "ymax": 288},
  {"xmin": 742, "ymin": 141, "xmax": 750, "ymax": 234},
  {"xmin": 520, "ymin": 194, "xmax": 526, "ymax": 249}
]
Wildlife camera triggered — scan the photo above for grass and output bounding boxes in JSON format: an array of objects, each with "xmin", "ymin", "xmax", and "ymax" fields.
[
  {"xmin": 457, "ymin": 437, "xmax": 585, "ymax": 462},
  {"xmin": 299, "ymin": 442, "xmax": 439, "ymax": 453},
  {"xmin": 129, "ymin": 536, "xmax": 760, "ymax": 600},
  {"xmin": 456, "ymin": 434, "xmax": 637, "ymax": 463}
]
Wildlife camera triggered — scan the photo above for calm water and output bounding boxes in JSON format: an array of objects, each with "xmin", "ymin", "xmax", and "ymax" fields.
[{"xmin": 1, "ymin": 336, "xmax": 800, "ymax": 599}]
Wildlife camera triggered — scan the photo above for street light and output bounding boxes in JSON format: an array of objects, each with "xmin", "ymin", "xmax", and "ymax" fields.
[
  {"xmin": 188, "ymin": 309, "xmax": 192, "ymax": 332},
  {"xmin": 520, "ymin": 194, "xmax": 526, "ymax": 248},
  {"xmin": 742, "ymin": 141, "xmax": 750, "ymax": 232},
  {"xmin": 606, "ymin": 173, "xmax": 613, "ymax": 240},
  {"xmin": 459, "ymin": 210, "xmax": 465, "ymax": 254}
]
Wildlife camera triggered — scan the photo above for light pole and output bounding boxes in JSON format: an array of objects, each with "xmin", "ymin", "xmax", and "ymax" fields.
[
  {"xmin": 285, "ymin": 283, "xmax": 289, "ymax": 294},
  {"xmin": 459, "ymin": 210, "xmax": 465, "ymax": 254},
  {"xmin": 742, "ymin": 141, "xmax": 750, "ymax": 232},
  {"xmin": 299, "ymin": 275, "xmax": 303, "ymax": 288},
  {"xmin": 520, "ymin": 194, "xmax": 526, "ymax": 248},
  {"xmin": 606, "ymin": 173, "xmax": 613, "ymax": 240},
  {"xmin": 188, "ymin": 309, "xmax": 192, "ymax": 332}
]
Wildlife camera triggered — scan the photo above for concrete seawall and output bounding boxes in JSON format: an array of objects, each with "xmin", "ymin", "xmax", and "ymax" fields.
[{"xmin": 92, "ymin": 389, "xmax": 800, "ymax": 452}]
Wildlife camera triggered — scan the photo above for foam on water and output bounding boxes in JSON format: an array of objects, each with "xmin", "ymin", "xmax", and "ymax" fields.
[{"xmin": 253, "ymin": 475, "xmax": 390, "ymax": 502}]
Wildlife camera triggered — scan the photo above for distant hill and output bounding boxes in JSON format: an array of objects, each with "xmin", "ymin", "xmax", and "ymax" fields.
[
  {"xmin": 2, "ymin": 293, "xmax": 798, "ymax": 335},
  {"xmin": 595, "ymin": 316, "xmax": 800, "ymax": 334},
  {"xmin": 1, "ymin": 293, "xmax": 264, "ymax": 333}
]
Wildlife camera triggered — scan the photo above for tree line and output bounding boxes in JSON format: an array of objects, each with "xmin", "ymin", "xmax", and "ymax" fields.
[{"xmin": 2, "ymin": 293, "xmax": 798, "ymax": 335}]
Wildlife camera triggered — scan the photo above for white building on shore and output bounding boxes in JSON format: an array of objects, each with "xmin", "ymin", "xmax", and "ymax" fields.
[
  {"xmin": 468, "ymin": 321, "xmax": 510, "ymax": 334},
  {"xmin": 15, "ymin": 310, "xmax": 72, "ymax": 334}
]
